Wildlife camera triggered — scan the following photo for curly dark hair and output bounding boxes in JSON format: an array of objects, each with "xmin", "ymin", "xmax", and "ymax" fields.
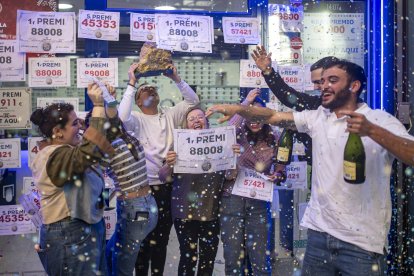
[
  {"xmin": 30, "ymin": 103, "xmax": 74, "ymax": 138},
  {"xmin": 242, "ymin": 122, "xmax": 276, "ymax": 148}
]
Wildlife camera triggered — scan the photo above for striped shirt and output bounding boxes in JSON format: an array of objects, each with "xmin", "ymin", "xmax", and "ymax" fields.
[{"xmin": 105, "ymin": 137, "xmax": 149, "ymax": 193}]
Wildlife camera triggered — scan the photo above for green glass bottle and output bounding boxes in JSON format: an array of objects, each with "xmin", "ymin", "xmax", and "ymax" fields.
[
  {"xmin": 343, "ymin": 133, "xmax": 366, "ymax": 184},
  {"xmin": 276, "ymin": 129, "xmax": 293, "ymax": 165}
]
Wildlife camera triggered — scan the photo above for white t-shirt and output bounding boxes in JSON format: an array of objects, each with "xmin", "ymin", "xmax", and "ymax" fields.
[
  {"xmin": 293, "ymin": 103, "xmax": 414, "ymax": 254},
  {"xmin": 118, "ymin": 81, "xmax": 199, "ymax": 185}
]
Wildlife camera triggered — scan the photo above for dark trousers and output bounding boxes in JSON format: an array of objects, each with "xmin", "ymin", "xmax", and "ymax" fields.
[
  {"xmin": 174, "ymin": 218, "xmax": 220, "ymax": 276},
  {"xmin": 135, "ymin": 183, "xmax": 173, "ymax": 275}
]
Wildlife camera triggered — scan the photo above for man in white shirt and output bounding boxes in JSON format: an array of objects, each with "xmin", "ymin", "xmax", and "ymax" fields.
[
  {"xmin": 118, "ymin": 63, "xmax": 199, "ymax": 275},
  {"xmin": 206, "ymin": 60, "xmax": 414, "ymax": 275}
]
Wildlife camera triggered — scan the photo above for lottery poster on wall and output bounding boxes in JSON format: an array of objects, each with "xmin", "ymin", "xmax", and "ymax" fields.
[
  {"xmin": 0, "ymin": 40, "xmax": 26, "ymax": 82},
  {"xmin": 78, "ymin": 10, "xmax": 120, "ymax": 41},
  {"xmin": 0, "ymin": 205, "xmax": 36, "ymax": 236},
  {"xmin": 173, "ymin": 126, "xmax": 237, "ymax": 174},
  {"xmin": 0, "ymin": 88, "xmax": 32, "ymax": 129},
  {"xmin": 268, "ymin": 32, "xmax": 303, "ymax": 65},
  {"xmin": 16, "ymin": 10, "xmax": 76, "ymax": 53},
  {"xmin": 77, "ymin": 58, "xmax": 119, "ymax": 88},
  {"xmin": 155, "ymin": 14, "xmax": 213, "ymax": 53},
  {"xmin": 0, "ymin": 138, "xmax": 21, "ymax": 169},
  {"xmin": 275, "ymin": 161, "xmax": 307, "ymax": 190},
  {"xmin": 28, "ymin": 57, "xmax": 71, "ymax": 87},
  {"xmin": 130, "ymin": 13, "xmax": 156, "ymax": 42},
  {"xmin": 222, "ymin": 17, "xmax": 261, "ymax": 45},
  {"xmin": 268, "ymin": 4, "xmax": 304, "ymax": 32},
  {"xmin": 239, "ymin": 59, "xmax": 278, "ymax": 88},
  {"xmin": 27, "ymin": 137, "xmax": 44, "ymax": 166},
  {"xmin": 302, "ymin": 13, "xmax": 365, "ymax": 67},
  {"xmin": 103, "ymin": 208, "xmax": 116, "ymax": 240},
  {"xmin": 278, "ymin": 65, "xmax": 306, "ymax": 92},
  {"xmin": 37, "ymin": 97, "xmax": 79, "ymax": 113}
]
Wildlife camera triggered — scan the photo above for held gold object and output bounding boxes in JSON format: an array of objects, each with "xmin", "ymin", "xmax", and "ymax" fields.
[{"xmin": 135, "ymin": 42, "xmax": 173, "ymax": 77}]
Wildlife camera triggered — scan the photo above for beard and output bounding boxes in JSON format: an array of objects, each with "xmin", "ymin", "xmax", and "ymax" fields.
[{"xmin": 322, "ymin": 86, "xmax": 352, "ymax": 110}]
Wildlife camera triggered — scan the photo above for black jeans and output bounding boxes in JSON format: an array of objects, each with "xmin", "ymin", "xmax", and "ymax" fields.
[
  {"xmin": 135, "ymin": 183, "xmax": 173, "ymax": 275},
  {"xmin": 174, "ymin": 218, "xmax": 220, "ymax": 276}
]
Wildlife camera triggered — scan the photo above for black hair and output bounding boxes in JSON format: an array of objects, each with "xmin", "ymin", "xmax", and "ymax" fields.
[
  {"xmin": 30, "ymin": 103, "xmax": 74, "ymax": 138},
  {"xmin": 323, "ymin": 59, "xmax": 367, "ymax": 96},
  {"xmin": 310, "ymin": 56, "xmax": 340, "ymax": 72},
  {"xmin": 242, "ymin": 122, "xmax": 276, "ymax": 148}
]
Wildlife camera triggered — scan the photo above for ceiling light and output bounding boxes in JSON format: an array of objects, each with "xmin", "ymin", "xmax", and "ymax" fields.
[
  {"xmin": 59, "ymin": 3, "xmax": 73, "ymax": 10},
  {"xmin": 154, "ymin": 6, "xmax": 177, "ymax": 10}
]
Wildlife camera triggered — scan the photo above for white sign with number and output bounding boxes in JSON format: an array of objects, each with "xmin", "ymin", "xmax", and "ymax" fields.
[
  {"xmin": 28, "ymin": 57, "xmax": 71, "ymax": 87},
  {"xmin": 0, "ymin": 138, "xmax": 21, "ymax": 169},
  {"xmin": 275, "ymin": 161, "xmax": 307, "ymax": 190},
  {"xmin": 0, "ymin": 88, "xmax": 32, "ymax": 129},
  {"xmin": 78, "ymin": 10, "xmax": 120, "ymax": 41},
  {"xmin": 23, "ymin": 177, "xmax": 40, "ymax": 195},
  {"xmin": 37, "ymin": 97, "xmax": 79, "ymax": 113},
  {"xmin": 232, "ymin": 167, "xmax": 274, "ymax": 202},
  {"xmin": 239, "ymin": 60, "xmax": 278, "ymax": 88},
  {"xmin": 104, "ymin": 208, "xmax": 116, "ymax": 240},
  {"xmin": 278, "ymin": 65, "xmax": 305, "ymax": 92},
  {"xmin": 268, "ymin": 4, "xmax": 304, "ymax": 32},
  {"xmin": 77, "ymin": 58, "xmax": 118, "ymax": 88},
  {"xmin": 130, "ymin": 13, "xmax": 156, "ymax": 42},
  {"xmin": 28, "ymin": 137, "xmax": 44, "ymax": 167},
  {"xmin": 0, "ymin": 205, "xmax": 36, "ymax": 236},
  {"xmin": 222, "ymin": 17, "xmax": 261, "ymax": 44},
  {"xmin": 155, "ymin": 14, "xmax": 213, "ymax": 53},
  {"xmin": 173, "ymin": 126, "xmax": 237, "ymax": 174},
  {"xmin": 16, "ymin": 10, "xmax": 76, "ymax": 53},
  {"xmin": 0, "ymin": 40, "xmax": 26, "ymax": 82}
]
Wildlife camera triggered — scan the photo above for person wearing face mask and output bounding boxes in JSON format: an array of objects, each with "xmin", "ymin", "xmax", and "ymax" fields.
[
  {"xmin": 29, "ymin": 84, "xmax": 114, "ymax": 275},
  {"xmin": 118, "ymin": 64, "xmax": 199, "ymax": 275},
  {"xmin": 218, "ymin": 89, "xmax": 286, "ymax": 276},
  {"xmin": 158, "ymin": 106, "xmax": 240, "ymax": 276}
]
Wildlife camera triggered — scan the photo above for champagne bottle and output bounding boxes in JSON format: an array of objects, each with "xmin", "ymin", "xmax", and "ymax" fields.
[
  {"xmin": 276, "ymin": 129, "xmax": 293, "ymax": 165},
  {"xmin": 343, "ymin": 133, "xmax": 366, "ymax": 184}
]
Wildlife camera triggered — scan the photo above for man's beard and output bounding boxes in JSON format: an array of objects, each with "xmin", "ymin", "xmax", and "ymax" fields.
[{"xmin": 322, "ymin": 87, "xmax": 352, "ymax": 110}]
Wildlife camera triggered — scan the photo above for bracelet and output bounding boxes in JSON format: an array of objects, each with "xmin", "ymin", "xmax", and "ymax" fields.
[
  {"xmin": 94, "ymin": 104, "xmax": 104, "ymax": 107},
  {"xmin": 106, "ymin": 100, "xmax": 119, "ymax": 108},
  {"xmin": 127, "ymin": 83, "xmax": 137, "ymax": 89},
  {"xmin": 262, "ymin": 66, "xmax": 272, "ymax": 76}
]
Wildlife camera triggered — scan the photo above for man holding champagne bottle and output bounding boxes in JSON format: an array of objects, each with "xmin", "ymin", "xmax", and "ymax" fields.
[{"xmin": 206, "ymin": 59, "xmax": 414, "ymax": 275}]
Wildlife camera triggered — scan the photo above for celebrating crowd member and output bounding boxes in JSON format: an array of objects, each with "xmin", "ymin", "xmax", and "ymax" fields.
[
  {"xmin": 85, "ymin": 90, "xmax": 158, "ymax": 276},
  {"xmin": 219, "ymin": 89, "xmax": 285, "ymax": 275},
  {"xmin": 29, "ymin": 84, "xmax": 114, "ymax": 275},
  {"xmin": 158, "ymin": 106, "xmax": 240, "ymax": 276},
  {"xmin": 118, "ymin": 63, "xmax": 199, "ymax": 275},
  {"xmin": 207, "ymin": 60, "xmax": 414, "ymax": 275}
]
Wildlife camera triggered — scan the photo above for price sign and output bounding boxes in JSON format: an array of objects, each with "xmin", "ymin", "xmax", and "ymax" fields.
[
  {"xmin": 239, "ymin": 60, "xmax": 278, "ymax": 88},
  {"xmin": 130, "ymin": 13, "xmax": 156, "ymax": 42},
  {"xmin": 155, "ymin": 14, "xmax": 213, "ymax": 53},
  {"xmin": 0, "ymin": 138, "xmax": 21, "ymax": 169},
  {"xmin": 173, "ymin": 126, "xmax": 237, "ymax": 174},
  {"xmin": 28, "ymin": 137, "xmax": 44, "ymax": 166},
  {"xmin": 28, "ymin": 57, "xmax": 70, "ymax": 87},
  {"xmin": 16, "ymin": 10, "xmax": 76, "ymax": 53},
  {"xmin": 232, "ymin": 167, "xmax": 274, "ymax": 202},
  {"xmin": 278, "ymin": 66, "xmax": 305, "ymax": 92},
  {"xmin": 0, "ymin": 40, "xmax": 26, "ymax": 82},
  {"xmin": 78, "ymin": 10, "xmax": 120, "ymax": 41},
  {"xmin": 0, "ymin": 88, "xmax": 31, "ymax": 129},
  {"xmin": 77, "ymin": 58, "xmax": 118, "ymax": 88},
  {"xmin": 104, "ymin": 208, "xmax": 116, "ymax": 240},
  {"xmin": 37, "ymin": 97, "xmax": 79, "ymax": 113},
  {"xmin": 275, "ymin": 161, "xmax": 307, "ymax": 190},
  {"xmin": 0, "ymin": 205, "xmax": 36, "ymax": 236},
  {"xmin": 222, "ymin": 17, "xmax": 261, "ymax": 44},
  {"xmin": 268, "ymin": 4, "xmax": 304, "ymax": 32}
]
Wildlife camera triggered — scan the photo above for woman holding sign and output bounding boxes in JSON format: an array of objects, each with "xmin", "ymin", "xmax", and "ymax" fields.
[
  {"xmin": 159, "ymin": 106, "xmax": 240, "ymax": 276},
  {"xmin": 220, "ymin": 89, "xmax": 286, "ymax": 275},
  {"xmin": 29, "ymin": 84, "xmax": 113, "ymax": 275}
]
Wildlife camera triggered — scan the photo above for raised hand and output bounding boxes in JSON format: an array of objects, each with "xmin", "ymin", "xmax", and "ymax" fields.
[{"xmin": 251, "ymin": 45, "xmax": 272, "ymax": 71}]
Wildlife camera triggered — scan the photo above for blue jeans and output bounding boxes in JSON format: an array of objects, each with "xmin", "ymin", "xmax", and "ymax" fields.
[
  {"xmin": 106, "ymin": 194, "xmax": 158, "ymax": 276},
  {"xmin": 302, "ymin": 229, "xmax": 386, "ymax": 276},
  {"xmin": 220, "ymin": 194, "xmax": 273, "ymax": 276},
  {"xmin": 38, "ymin": 218, "xmax": 107, "ymax": 275}
]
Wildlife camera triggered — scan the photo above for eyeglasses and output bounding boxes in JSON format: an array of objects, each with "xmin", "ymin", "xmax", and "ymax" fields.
[{"xmin": 187, "ymin": 115, "xmax": 205, "ymax": 122}]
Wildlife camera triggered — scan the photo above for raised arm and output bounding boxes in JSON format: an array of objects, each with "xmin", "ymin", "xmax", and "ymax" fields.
[
  {"xmin": 228, "ymin": 88, "xmax": 260, "ymax": 128},
  {"xmin": 164, "ymin": 65, "xmax": 199, "ymax": 106},
  {"xmin": 118, "ymin": 63, "xmax": 139, "ymax": 123},
  {"xmin": 251, "ymin": 45, "xmax": 321, "ymax": 111},
  {"xmin": 206, "ymin": 104, "xmax": 296, "ymax": 129},
  {"xmin": 341, "ymin": 110, "xmax": 414, "ymax": 166}
]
